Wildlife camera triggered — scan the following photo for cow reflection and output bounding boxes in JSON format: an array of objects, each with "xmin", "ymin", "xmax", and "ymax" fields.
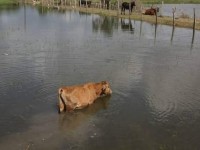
[
  {"xmin": 121, "ymin": 19, "xmax": 134, "ymax": 33},
  {"xmin": 58, "ymin": 95, "xmax": 111, "ymax": 132},
  {"xmin": 92, "ymin": 16, "xmax": 118, "ymax": 36}
]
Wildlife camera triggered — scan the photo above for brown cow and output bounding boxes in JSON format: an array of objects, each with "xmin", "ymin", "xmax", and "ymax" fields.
[
  {"xmin": 144, "ymin": 7, "xmax": 159, "ymax": 16},
  {"xmin": 58, "ymin": 81, "xmax": 112, "ymax": 113}
]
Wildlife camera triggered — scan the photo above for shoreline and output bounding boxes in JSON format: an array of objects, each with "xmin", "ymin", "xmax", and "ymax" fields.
[
  {"xmin": 1, "ymin": 1, "xmax": 200, "ymax": 30},
  {"xmin": 60, "ymin": 6, "xmax": 200, "ymax": 30}
]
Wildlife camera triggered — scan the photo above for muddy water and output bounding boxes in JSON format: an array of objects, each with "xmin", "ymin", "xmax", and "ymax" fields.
[{"xmin": 1, "ymin": 6, "xmax": 200, "ymax": 150}]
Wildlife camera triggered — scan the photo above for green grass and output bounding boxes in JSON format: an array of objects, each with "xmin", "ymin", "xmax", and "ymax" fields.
[{"xmin": 0, "ymin": 0, "xmax": 18, "ymax": 5}]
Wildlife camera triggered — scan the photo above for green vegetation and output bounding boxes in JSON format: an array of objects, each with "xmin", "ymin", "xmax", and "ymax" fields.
[{"xmin": 0, "ymin": 0, "xmax": 18, "ymax": 5}]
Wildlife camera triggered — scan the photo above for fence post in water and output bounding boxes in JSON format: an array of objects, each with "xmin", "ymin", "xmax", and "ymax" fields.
[
  {"xmin": 171, "ymin": 25, "xmax": 175, "ymax": 43},
  {"xmin": 193, "ymin": 8, "xmax": 196, "ymax": 32},
  {"xmin": 192, "ymin": 8, "xmax": 196, "ymax": 45},
  {"xmin": 156, "ymin": 6, "xmax": 158, "ymax": 25},
  {"xmin": 172, "ymin": 7, "xmax": 176, "ymax": 27}
]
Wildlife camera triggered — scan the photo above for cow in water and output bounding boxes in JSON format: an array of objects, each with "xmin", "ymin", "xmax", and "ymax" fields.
[
  {"xmin": 58, "ymin": 81, "xmax": 112, "ymax": 113},
  {"xmin": 121, "ymin": 1, "xmax": 136, "ymax": 15},
  {"xmin": 79, "ymin": 0, "xmax": 92, "ymax": 7},
  {"xmin": 144, "ymin": 7, "xmax": 159, "ymax": 16}
]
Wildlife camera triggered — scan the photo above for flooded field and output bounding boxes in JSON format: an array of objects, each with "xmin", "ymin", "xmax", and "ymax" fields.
[
  {"xmin": 1, "ymin": 5, "xmax": 200, "ymax": 150},
  {"xmin": 161, "ymin": 4, "xmax": 200, "ymax": 18}
]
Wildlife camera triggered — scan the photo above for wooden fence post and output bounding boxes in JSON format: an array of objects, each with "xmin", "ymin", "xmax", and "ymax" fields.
[
  {"xmin": 156, "ymin": 7, "xmax": 157, "ymax": 25},
  {"xmin": 193, "ymin": 8, "xmax": 196, "ymax": 31},
  {"xmin": 171, "ymin": 25, "xmax": 175, "ymax": 43},
  {"xmin": 129, "ymin": 0, "xmax": 131, "ymax": 16},
  {"xmin": 192, "ymin": 8, "xmax": 196, "ymax": 45},
  {"xmin": 172, "ymin": 7, "xmax": 176, "ymax": 27}
]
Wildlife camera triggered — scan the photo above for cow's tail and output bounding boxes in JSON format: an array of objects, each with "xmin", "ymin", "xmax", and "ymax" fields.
[{"xmin": 58, "ymin": 88, "xmax": 66, "ymax": 113}]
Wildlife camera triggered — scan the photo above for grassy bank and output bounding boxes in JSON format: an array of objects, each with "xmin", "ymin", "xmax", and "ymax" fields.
[
  {"xmin": 2, "ymin": 0, "xmax": 199, "ymax": 30},
  {"xmin": 28, "ymin": 0, "xmax": 200, "ymax": 30},
  {"xmin": 67, "ymin": 6, "xmax": 200, "ymax": 30}
]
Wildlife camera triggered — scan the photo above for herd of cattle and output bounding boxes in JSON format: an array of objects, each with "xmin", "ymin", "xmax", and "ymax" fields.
[{"xmin": 79, "ymin": 0, "xmax": 159, "ymax": 16}]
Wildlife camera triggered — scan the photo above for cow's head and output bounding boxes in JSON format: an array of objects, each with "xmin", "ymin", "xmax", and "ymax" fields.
[
  {"xmin": 131, "ymin": 1, "xmax": 136, "ymax": 7},
  {"xmin": 100, "ymin": 81, "xmax": 112, "ymax": 95}
]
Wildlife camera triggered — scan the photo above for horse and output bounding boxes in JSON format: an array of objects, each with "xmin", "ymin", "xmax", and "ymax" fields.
[
  {"xmin": 121, "ymin": 1, "xmax": 136, "ymax": 15},
  {"xmin": 144, "ymin": 7, "xmax": 159, "ymax": 16}
]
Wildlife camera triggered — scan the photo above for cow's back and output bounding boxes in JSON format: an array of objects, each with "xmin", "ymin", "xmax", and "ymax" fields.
[{"xmin": 62, "ymin": 83, "xmax": 97, "ymax": 107}]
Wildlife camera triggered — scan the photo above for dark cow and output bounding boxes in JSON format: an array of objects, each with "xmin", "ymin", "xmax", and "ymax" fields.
[
  {"xmin": 121, "ymin": 1, "xmax": 136, "ymax": 15},
  {"xmin": 144, "ymin": 7, "xmax": 159, "ymax": 16},
  {"xmin": 79, "ymin": 0, "xmax": 91, "ymax": 7}
]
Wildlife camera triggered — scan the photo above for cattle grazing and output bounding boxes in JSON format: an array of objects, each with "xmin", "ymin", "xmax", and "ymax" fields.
[
  {"xmin": 79, "ymin": 0, "xmax": 91, "ymax": 7},
  {"xmin": 58, "ymin": 81, "xmax": 112, "ymax": 113},
  {"xmin": 144, "ymin": 7, "xmax": 159, "ymax": 16},
  {"xmin": 121, "ymin": 1, "xmax": 136, "ymax": 15}
]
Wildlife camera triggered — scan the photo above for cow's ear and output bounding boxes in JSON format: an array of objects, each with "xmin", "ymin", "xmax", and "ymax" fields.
[{"xmin": 101, "ymin": 81, "xmax": 107, "ymax": 85}]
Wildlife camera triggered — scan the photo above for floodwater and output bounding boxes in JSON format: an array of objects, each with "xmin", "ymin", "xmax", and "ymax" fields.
[
  {"xmin": 160, "ymin": 4, "xmax": 200, "ymax": 18},
  {"xmin": 1, "ymin": 5, "xmax": 200, "ymax": 150}
]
